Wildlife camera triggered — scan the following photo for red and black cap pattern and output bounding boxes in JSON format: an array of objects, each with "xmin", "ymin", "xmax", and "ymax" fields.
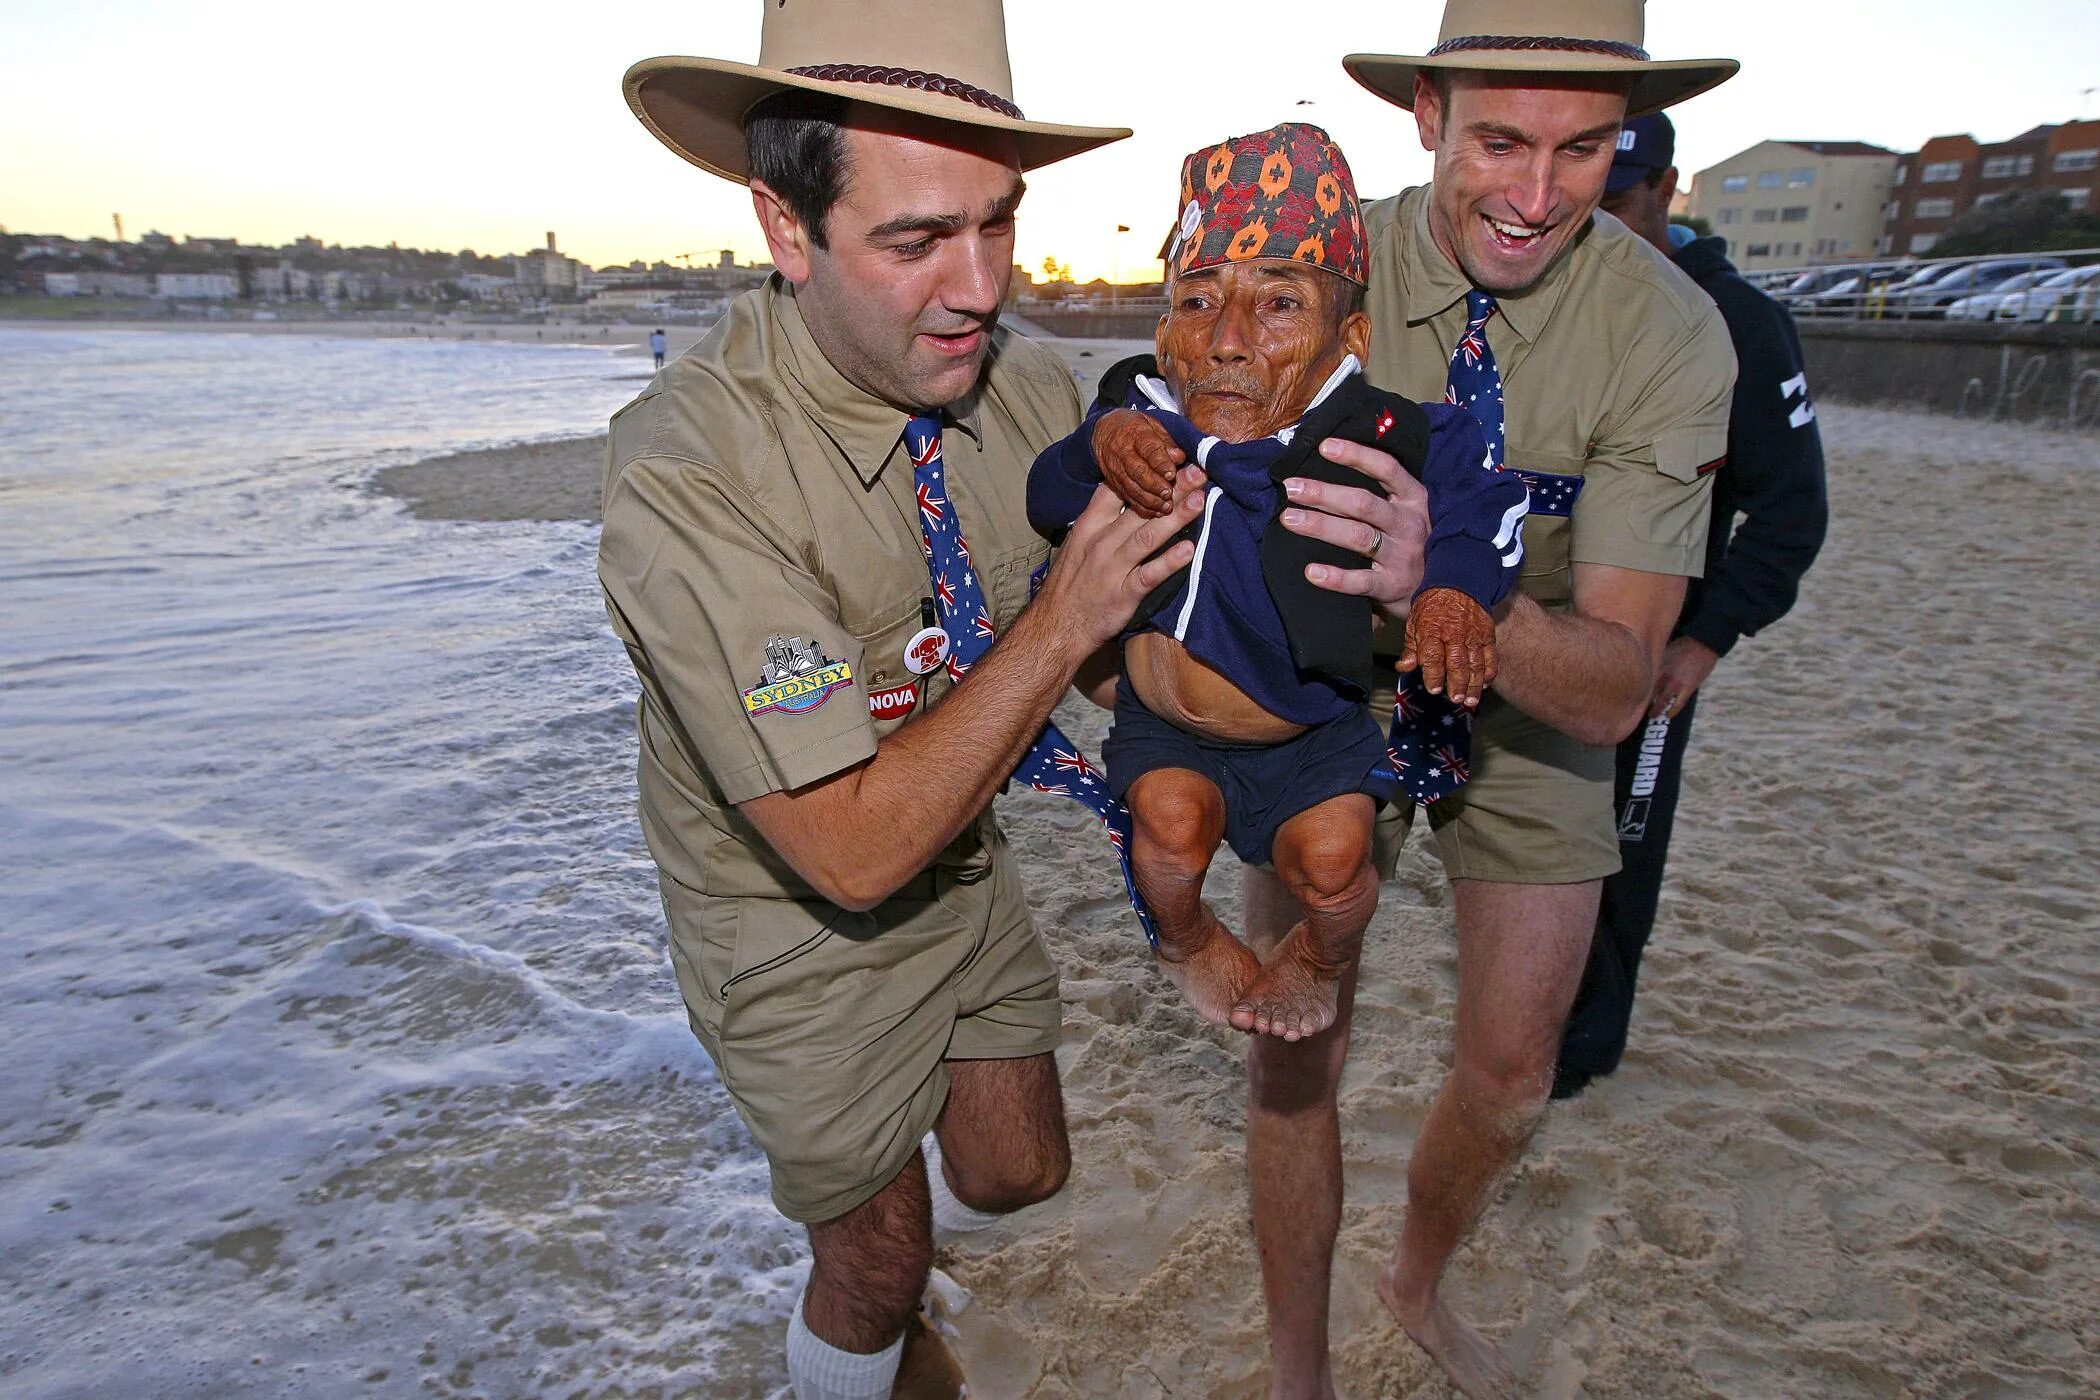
[{"xmin": 1169, "ymin": 122, "xmax": 1368, "ymax": 286}]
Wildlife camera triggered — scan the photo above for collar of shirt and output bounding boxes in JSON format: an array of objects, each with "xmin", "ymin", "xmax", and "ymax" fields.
[
  {"xmin": 1398, "ymin": 186, "xmax": 1585, "ymax": 349},
  {"xmin": 767, "ymin": 277, "xmax": 986, "ymax": 488}
]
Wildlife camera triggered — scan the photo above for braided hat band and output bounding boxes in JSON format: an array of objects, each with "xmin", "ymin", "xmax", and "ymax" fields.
[
  {"xmin": 1427, "ymin": 34, "xmax": 1649, "ymax": 61},
  {"xmin": 782, "ymin": 64, "xmax": 1025, "ymax": 120}
]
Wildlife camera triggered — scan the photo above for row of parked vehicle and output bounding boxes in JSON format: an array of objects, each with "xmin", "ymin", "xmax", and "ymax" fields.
[{"xmin": 1740, "ymin": 254, "xmax": 2099, "ymax": 323}]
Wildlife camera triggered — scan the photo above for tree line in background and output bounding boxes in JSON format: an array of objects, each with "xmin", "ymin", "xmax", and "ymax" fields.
[{"xmin": 1931, "ymin": 188, "xmax": 2100, "ymax": 258}]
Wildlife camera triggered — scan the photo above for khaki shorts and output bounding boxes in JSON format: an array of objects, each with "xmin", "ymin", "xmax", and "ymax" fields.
[
  {"xmin": 1368, "ymin": 674, "xmax": 1621, "ymax": 885},
  {"xmin": 661, "ymin": 831, "xmax": 1059, "ymax": 1224}
]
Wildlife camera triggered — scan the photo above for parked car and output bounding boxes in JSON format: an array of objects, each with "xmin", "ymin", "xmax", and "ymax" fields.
[
  {"xmin": 1993, "ymin": 264, "xmax": 2100, "ymax": 322},
  {"xmin": 1896, "ymin": 257, "xmax": 2068, "ymax": 317},
  {"xmin": 1945, "ymin": 269, "xmax": 2061, "ymax": 321},
  {"xmin": 1876, "ymin": 260, "xmax": 1974, "ymax": 306},
  {"xmin": 1797, "ymin": 264, "xmax": 1910, "ymax": 316},
  {"xmin": 1773, "ymin": 267, "xmax": 1859, "ymax": 306}
]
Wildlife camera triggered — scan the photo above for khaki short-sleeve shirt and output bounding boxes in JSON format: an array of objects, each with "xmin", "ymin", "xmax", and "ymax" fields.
[
  {"xmin": 598, "ymin": 277, "xmax": 1079, "ymax": 901},
  {"xmin": 1362, "ymin": 187, "xmax": 1735, "ymax": 606}
]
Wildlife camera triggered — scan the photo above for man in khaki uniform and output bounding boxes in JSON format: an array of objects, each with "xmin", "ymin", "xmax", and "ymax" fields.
[
  {"xmin": 1234, "ymin": 4, "xmax": 1741, "ymax": 1395},
  {"xmin": 600, "ymin": 5, "xmax": 1204, "ymax": 1396}
]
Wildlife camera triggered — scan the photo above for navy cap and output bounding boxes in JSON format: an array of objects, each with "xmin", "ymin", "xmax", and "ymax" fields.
[{"xmin": 1606, "ymin": 112, "xmax": 1676, "ymax": 193}]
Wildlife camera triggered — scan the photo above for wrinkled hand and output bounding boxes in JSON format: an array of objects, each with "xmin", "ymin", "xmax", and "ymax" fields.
[
  {"xmin": 1280, "ymin": 439, "xmax": 1430, "ymax": 616},
  {"xmin": 1031, "ymin": 485, "xmax": 1203, "ymax": 654},
  {"xmin": 1646, "ymin": 636, "xmax": 1720, "ymax": 719},
  {"xmin": 1092, "ymin": 409, "xmax": 1185, "ymax": 518},
  {"xmin": 1399, "ymin": 587, "xmax": 1497, "ymax": 708}
]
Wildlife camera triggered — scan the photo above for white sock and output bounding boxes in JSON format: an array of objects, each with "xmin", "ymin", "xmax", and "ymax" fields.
[
  {"xmin": 786, "ymin": 1291, "xmax": 903, "ymax": 1400},
  {"xmin": 922, "ymin": 1132, "xmax": 1003, "ymax": 1236}
]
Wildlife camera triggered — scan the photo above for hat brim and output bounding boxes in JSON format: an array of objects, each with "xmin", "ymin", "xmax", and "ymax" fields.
[
  {"xmin": 1342, "ymin": 52, "xmax": 1738, "ymax": 119},
  {"xmin": 626, "ymin": 56, "xmax": 1130, "ymax": 184}
]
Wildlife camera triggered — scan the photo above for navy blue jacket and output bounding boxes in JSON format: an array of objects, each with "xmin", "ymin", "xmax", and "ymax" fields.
[
  {"xmin": 1671, "ymin": 235, "xmax": 1828, "ymax": 655},
  {"xmin": 1028, "ymin": 356, "xmax": 1525, "ymax": 725}
]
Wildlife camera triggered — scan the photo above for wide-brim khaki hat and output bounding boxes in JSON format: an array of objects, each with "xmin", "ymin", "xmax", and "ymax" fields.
[
  {"xmin": 1344, "ymin": 0, "xmax": 1737, "ymax": 119},
  {"xmin": 625, "ymin": 0, "xmax": 1129, "ymax": 184}
]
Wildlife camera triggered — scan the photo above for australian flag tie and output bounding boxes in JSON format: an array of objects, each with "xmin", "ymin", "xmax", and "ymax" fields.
[
  {"xmin": 1385, "ymin": 291, "xmax": 1503, "ymax": 806},
  {"xmin": 907, "ymin": 416, "xmax": 1159, "ymax": 947}
]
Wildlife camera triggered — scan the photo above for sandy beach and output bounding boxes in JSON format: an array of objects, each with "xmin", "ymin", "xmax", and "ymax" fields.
[{"xmin": 375, "ymin": 382, "xmax": 2100, "ymax": 1396}]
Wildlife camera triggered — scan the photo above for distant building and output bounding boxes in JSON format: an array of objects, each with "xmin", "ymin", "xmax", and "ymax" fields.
[
  {"xmin": 1882, "ymin": 120, "xmax": 2100, "ymax": 255},
  {"xmin": 54, "ymin": 270, "xmax": 153, "ymax": 298},
  {"xmin": 154, "ymin": 272, "xmax": 239, "ymax": 300},
  {"xmin": 457, "ymin": 272, "xmax": 516, "ymax": 302},
  {"xmin": 1687, "ymin": 140, "xmax": 1898, "ymax": 271},
  {"xmin": 587, "ymin": 283, "xmax": 724, "ymax": 312},
  {"xmin": 513, "ymin": 243, "xmax": 583, "ymax": 299},
  {"xmin": 247, "ymin": 261, "xmax": 311, "ymax": 300}
]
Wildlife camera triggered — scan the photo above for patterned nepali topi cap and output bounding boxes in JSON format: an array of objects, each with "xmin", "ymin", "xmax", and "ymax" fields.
[{"xmin": 1167, "ymin": 123, "xmax": 1368, "ymax": 287}]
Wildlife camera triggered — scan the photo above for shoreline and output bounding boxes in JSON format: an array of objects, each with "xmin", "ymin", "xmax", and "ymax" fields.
[
  {"xmin": 369, "ymin": 336, "xmax": 1151, "ymax": 523},
  {"xmin": 0, "ymin": 314, "xmax": 696, "ymax": 354}
]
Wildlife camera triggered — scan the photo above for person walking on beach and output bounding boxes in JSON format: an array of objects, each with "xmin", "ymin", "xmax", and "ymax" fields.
[
  {"xmin": 1236, "ymin": 4, "xmax": 1739, "ymax": 1394},
  {"xmin": 1554, "ymin": 112, "xmax": 1829, "ymax": 1099},
  {"xmin": 648, "ymin": 326, "xmax": 667, "ymax": 368},
  {"xmin": 599, "ymin": 4, "xmax": 1210, "ymax": 1395}
]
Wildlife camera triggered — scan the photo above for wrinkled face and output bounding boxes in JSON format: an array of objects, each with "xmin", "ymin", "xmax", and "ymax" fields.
[
  {"xmin": 1155, "ymin": 260, "xmax": 1370, "ymax": 442},
  {"xmin": 1414, "ymin": 72, "xmax": 1630, "ymax": 295},
  {"xmin": 759, "ymin": 106, "xmax": 1022, "ymax": 413}
]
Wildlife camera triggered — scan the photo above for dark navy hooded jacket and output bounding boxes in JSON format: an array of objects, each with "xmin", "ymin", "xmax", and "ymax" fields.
[
  {"xmin": 1668, "ymin": 234, "xmax": 1828, "ymax": 656},
  {"xmin": 1028, "ymin": 354, "xmax": 1527, "ymax": 725}
]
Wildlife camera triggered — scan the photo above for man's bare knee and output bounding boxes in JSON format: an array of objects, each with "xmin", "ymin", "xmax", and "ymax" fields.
[
  {"xmin": 1451, "ymin": 1048, "xmax": 1554, "ymax": 1137},
  {"xmin": 939, "ymin": 1054, "xmax": 1070, "ymax": 1215},
  {"xmin": 948, "ymin": 1139, "xmax": 1068, "ymax": 1214},
  {"xmin": 805, "ymin": 1160, "xmax": 933, "ymax": 1350},
  {"xmin": 1246, "ymin": 992, "xmax": 1354, "ymax": 1113}
]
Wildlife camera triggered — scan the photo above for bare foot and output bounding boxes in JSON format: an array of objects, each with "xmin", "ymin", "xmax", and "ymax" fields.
[
  {"xmin": 1376, "ymin": 1265, "xmax": 1518, "ymax": 1400},
  {"xmin": 1155, "ymin": 906, "xmax": 1263, "ymax": 1028},
  {"xmin": 1229, "ymin": 924, "xmax": 1344, "ymax": 1042}
]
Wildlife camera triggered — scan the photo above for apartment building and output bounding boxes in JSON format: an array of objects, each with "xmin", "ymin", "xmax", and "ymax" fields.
[
  {"xmin": 1882, "ymin": 120, "xmax": 2100, "ymax": 255},
  {"xmin": 1688, "ymin": 140, "xmax": 1899, "ymax": 272}
]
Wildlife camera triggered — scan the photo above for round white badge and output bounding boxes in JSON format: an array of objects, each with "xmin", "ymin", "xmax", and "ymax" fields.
[{"xmin": 903, "ymin": 626, "xmax": 951, "ymax": 676}]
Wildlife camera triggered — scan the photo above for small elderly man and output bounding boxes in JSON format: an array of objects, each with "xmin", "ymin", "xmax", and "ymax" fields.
[
  {"xmin": 1027, "ymin": 123, "xmax": 1527, "ymax": 1043},
  {"xmin": 1232, "ymin": 3, "xmax": 1741, "ymax": 1396}
]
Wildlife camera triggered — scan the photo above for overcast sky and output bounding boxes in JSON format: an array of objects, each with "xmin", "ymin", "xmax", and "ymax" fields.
[{"xmin": 5, "ymin": 1, "xmax": 2095, "ymax": 281}]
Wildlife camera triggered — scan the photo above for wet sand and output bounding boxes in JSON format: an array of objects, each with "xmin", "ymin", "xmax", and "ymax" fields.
[{"xmin": 380, "ymin": 397, "xmax": 2100, "ymax": 1396}]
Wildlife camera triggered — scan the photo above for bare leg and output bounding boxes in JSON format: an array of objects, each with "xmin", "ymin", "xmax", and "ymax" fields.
[
  {"xmin": 934, "ymin": 1052, "xmax": 1070, "ymax": 1212},
  {"xmin": 1129, "ymin": 767, "xmax": 1263, "ymax": 1027},
  {"xmin": 1242, "ymin": 862, "xmax": 1356, "ymax": 1400},
  {"xmin": 1233, "ymin": 795, "xmax": 1377, "ymax": 1042},
  {"xmin": 803, "ymin": 1055, "xmax": 1067, "ymax": 1396},
  {"xmin": 1378, "ymin": 877, "xmax": 1597, "ymax": 1400},
  {"xmin": 804, "ymin": 1154, "xmax": 935, "ymax": 1355}
]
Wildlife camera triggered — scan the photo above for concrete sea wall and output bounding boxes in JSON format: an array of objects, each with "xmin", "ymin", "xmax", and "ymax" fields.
[{"xmin": 1797, "ymin": 320, "xmax": 2100, "ymax": 430}]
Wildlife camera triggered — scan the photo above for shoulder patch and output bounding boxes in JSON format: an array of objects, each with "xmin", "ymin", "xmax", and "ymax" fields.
[{"xmin": 742, "ymin": 635, "xmax": 853, "ymax": 716}]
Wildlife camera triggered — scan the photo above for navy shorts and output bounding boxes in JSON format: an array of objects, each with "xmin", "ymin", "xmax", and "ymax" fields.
[{"xmin": 1103, "ymin": 679, "xmax": 1398, "ymax": 867}]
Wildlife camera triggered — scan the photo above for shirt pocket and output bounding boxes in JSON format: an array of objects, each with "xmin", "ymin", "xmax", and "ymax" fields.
[
  {"xmin": 1507, "ymin": 449, "xmax": 1586, "ymax": 608},
  {"xmin": 852, "ymin": 599, "xmax": 932, "ymax": 733},
  {"xmin": 986, "ymin": 540, "xmax": 1051, "ymax": 633}
]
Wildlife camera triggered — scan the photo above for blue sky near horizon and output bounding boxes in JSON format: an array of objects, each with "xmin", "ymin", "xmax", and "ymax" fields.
[{"xmin": 3, "ymin": 1, "xmax": 2095, "ymax": 281}]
